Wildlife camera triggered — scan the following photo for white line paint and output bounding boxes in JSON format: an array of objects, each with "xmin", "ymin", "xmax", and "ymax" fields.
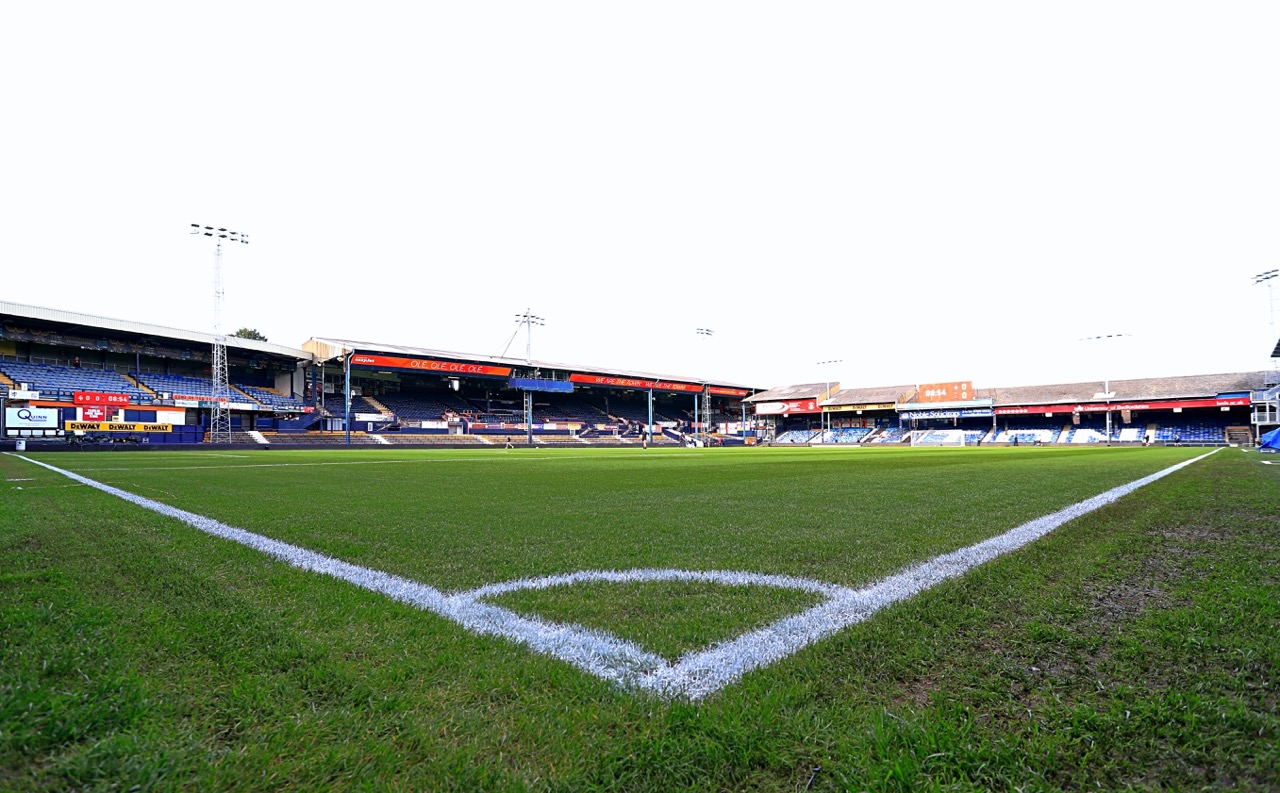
[
  {"xmin": 64, "ymin": 456, "xmax": 568, "ymax": 472},
  {"xmin": 154, "ymin": 453, "xmax": 254, "ymax": 459},
  {"xmin": 63, "ymin": 450, "xmax": 699, "ymax": 473},
  {"xmin": 9, "ymin": 449, "xmax": 1219, "ymax": 700},
  {"xmin": 463, "ymin": 568, "xmax": 846, "ymax": 600}
]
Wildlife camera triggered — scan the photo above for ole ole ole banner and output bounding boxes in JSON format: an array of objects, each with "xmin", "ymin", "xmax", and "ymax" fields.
[{"xmin": 349, "ymin": 354, "xmax": 512, "ymax": 377}]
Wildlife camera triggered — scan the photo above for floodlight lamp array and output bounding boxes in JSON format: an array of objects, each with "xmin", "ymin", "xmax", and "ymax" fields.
[{"xmin": 190, "ymin": 223, "xmax": 249, "ymax": 244}]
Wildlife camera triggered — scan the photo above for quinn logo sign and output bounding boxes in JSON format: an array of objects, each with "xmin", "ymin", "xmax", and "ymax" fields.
[{"xmin": 5, "ymin": 407, "xmax": 59, "ymax": 428}]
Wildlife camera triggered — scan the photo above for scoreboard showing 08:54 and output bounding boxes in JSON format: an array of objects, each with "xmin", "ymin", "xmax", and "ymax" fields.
[{"xmin": 916, "ymin": 381, "xmax": 973, "ymax": 403}]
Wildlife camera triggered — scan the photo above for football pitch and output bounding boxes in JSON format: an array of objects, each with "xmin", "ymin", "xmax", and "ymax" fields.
[{"xmin": 2, "ymin": 446, "xmax": 1276, "ymax": 790}]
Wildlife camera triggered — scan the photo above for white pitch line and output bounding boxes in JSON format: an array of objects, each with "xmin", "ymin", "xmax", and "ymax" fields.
[
  {"xmin": 53, "ymin": 455, "xmax": 582, "ymax": 473},
  {"xmin": 65, "ymin": 459, "xmax": 460, "ymax": 472},
  {"xmin": 640, "ymin": 448, "xmax": 1222, "ymax": 699},
  {"xmin": 11, "ymin": 452, "xmax": 670, "ymax": 685},
  {"xmin": 9, "ymin": 449, "xmax": 1220, "ymax": 700},
  {"xmin": 50, "ymin": 450, "xmax": 682, "ymax": 473},
  {"xmin": 151, "ymin": 453, "xmax": 255, "ymax": 459}
]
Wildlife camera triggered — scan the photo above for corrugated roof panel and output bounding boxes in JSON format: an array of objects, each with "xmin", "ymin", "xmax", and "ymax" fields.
[{"xmin": 0, "ymin": 300, "xmax": 311, "ymax": 359}]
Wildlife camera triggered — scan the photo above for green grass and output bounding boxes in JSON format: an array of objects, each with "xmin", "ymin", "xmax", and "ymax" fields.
[
  {"xmin": 1, "ymin": 445, "xmax": 1276, "ymax": 790},
  {"xmin": 487, "ymin": 580, "xmax": 825, "ymax": 660}
]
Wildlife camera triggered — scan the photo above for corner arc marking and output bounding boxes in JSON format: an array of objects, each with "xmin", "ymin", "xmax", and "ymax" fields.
[{"xmin": 9, "ymin": 449, "xmax": 1219, "ymax": 700}]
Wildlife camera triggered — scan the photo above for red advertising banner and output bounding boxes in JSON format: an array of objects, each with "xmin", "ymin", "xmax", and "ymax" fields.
[
  {"xmin": 994, "ymin": 396, "xmax": 1249, "ymax": 416},
  {"xmin": 917, "ymin": 381, "xmax": 973, "ymax": 403},
  {"xmin": 752, "ymin": 399, "xmax": 820, "ymax": 416},
  {"xmin": 174, "ymin": 393, "xmax": 227, "ymax": 403},
  {"xmin": 569, "ymin": 373, "xmax": 703, "ymax": 393},
  {"xmin": 74, "ymin": 391, "xmax": 130, "ymax": 406},
  {"xmin": 82, "ymin": 406, "xmax": 110, "ymax": 421},
  {"xmin": 708, "ymin": 386, "xmax": 750, "ymax": 397},
  {"xmin": 350, "ymin": 354, "xmax": 512, "ymax": 377}
]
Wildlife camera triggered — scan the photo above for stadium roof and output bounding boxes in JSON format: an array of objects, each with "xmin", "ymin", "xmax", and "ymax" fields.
[
  {"xmin": 825, "ymin": 384, "xmax": 919, "ymax": 406},
  {"xmin": 0, "ymin": 300, "xmax": 311, "ymax": 360},
  {"xmin": 304, "ymin": 336, "xmax": 759, "ymax": 392},
  {"xmin": 750, "ymin": 371, "xmax": 1269, "ymax": 409},
  {"xmin": 979, "ymin": 371, "xmax": 1269, "ymax": 406},
  {"xmin": 745, "ymin": 383, "xmax": 916, "ymax": 405},
  {"xmin": 743, "ymin": 383, "xmax": 833, "ymax": 402}
]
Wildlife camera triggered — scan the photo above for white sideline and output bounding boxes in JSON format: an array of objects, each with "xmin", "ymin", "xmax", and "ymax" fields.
[
  {"xmin": 10, "ymin": 450, "xmax": 1219, "ymax": 700},
  {"xmin": 67, "ymin": 455, "xmax": 576, "ymax": 472}
]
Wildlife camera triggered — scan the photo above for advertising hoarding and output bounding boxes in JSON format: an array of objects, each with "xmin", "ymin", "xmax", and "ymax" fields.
[
  {"xmin": 350, "ymin": 354, "xmax": 512, "ymax": 377},
  {"xmin": 64, "ymin": 422, "xmax": 173, "ymax": 433},
  {"xmin": 6, "ymin": 407, "xmax": 59, "ymax": 428}
]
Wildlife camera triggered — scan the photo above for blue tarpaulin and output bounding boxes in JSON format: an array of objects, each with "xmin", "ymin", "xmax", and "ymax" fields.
[{"xmin": 1260, "ymin": 428, "xmax": 1280, "ymax": 451}]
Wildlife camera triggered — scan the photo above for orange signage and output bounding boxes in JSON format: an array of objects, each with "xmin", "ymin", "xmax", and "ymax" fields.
[
  {"xmin": 917, "ymin": 381, "xmax": 973, "ymax": 403},
  {"xmin": 569, "ymin": 373, "xmax": 702, "ymax": 393},
  {"xmin": 349, "ymin": 354, "xmax": 511, "ymax": 377}
]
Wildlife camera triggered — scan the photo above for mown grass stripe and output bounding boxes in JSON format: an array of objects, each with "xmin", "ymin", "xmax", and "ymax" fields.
[
  {"xmin": 8, "ymin": 449, "xmax": 1219, "ymax": 700},
  {"xmin": 11, "ymin": 453, "xmax": 670, "ymax": 687},
  {"xmin": 648, "ymin": 449, "xmax": 1221, "ymax": 699}
]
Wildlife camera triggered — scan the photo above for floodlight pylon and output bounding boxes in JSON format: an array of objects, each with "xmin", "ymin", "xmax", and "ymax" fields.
[{"xmin": 191, "ymin": 224, "xmax": 248, "ymax": 444}]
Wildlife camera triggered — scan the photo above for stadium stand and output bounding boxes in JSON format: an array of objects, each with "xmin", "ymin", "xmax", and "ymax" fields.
[
  {"xmin": 819, "ymin": 427, "xmax": 873, "ymax": 444},
  {"xmin": 775, "ymin": 429, "xmax": 819, "ymax": 444},
  {"xmin": 235, "ymin": 383, "xmax": 305, "ymax": 409},
  {"xmin": 373, "ymin": 391, "xmax": 455, "ymax": 421},
  {"xmin": 1115, "ymin": 426, "xmax": 1147, "ymax": 443},
  {"xmin": 604, "ymin": 399, "xmax": 680, "ymax": 424},
  {"xmin": 0, "ymin": 361, "xmax": 149, "ymax": 401},
  {"xmin": 1062, "ymin": 427, "xmax": 1109, "ymax": 444},
  {"xmin": 866, "ymin": 427, "xmax": 906, "ymax": 444},
  {"xmin": 3, "ymin": 302, "xmax": 1268, "ymax": 451},
  {"xmin": 367, "ymin": 434, "xmax": 489, "ymax": 446},
  {"xmin": 991, "ymin": 427, "xmax": 1063, "ymax": 445},
  {"xmin": 344, "ymin": 396, "xmax": 386, "ymax": 415},
  {"xmin": 133, "ymin": 372, "xmax": 219, "ymax": 399},
  {"xmin": 260, "ymin": 431, "xmax": 382, "ymax": 445},
  {"xmin": 1154, "ymin": 421, "xmax": 1227, "ymax": 444}
]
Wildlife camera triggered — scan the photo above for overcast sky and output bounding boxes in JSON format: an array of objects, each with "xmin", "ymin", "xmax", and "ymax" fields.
[{"xmin": 3, "ymin": 3, "xmax": 1277, "ymax": 391}]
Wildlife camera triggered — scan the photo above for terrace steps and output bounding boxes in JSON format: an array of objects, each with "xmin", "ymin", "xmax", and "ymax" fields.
[
  {"xmin": 1226, "ymin": 425, "xmax": 1253, "ymax": 445},
  {"xmin": 126, "ymin": 374, "xmax": 158, "ymax": 396}
]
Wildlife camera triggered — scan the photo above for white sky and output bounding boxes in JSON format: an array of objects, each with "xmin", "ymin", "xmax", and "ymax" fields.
[{"xmin": 3, "ymin": 3, "xmax": 1277, "ymax": 391}]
